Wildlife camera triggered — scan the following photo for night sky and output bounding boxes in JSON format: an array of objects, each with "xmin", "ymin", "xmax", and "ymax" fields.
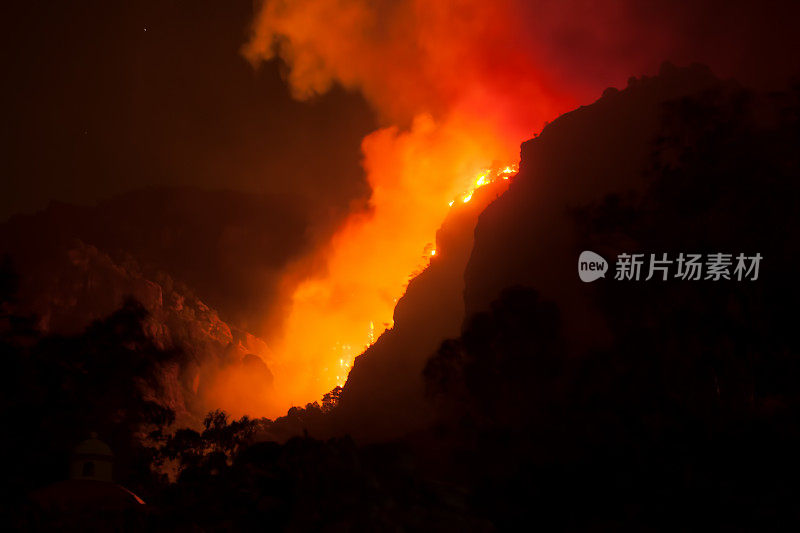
[
  {"xmin": 4, "ymin": 1, "xmax": 799, "ymax": 222},
  {"xmin": 1, "ymin": 0, "xmax": 376, "ymax": 220}
]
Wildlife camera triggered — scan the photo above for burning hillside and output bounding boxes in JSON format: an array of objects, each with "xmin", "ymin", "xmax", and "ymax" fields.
[
  {"xmin": 268, "ymin": 161, "xmax": 519, "ymax": 411},
  {"xmin": 241, "ymin": 0, "xmax": 800, "ymax": 414},
  {"xmin": 242, "ymin": 0, "xmax": 572, "ymax": 413}
]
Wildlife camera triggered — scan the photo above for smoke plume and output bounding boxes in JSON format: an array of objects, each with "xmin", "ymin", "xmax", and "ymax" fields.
[{"xmin": 243, "ymin": 0, "xmax": 800, "ymax": 414}]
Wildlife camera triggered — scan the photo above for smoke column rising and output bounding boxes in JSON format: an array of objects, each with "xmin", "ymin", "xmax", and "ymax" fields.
[{"xmin": 243, "ymin": 0, "xmax": 800, "ymax": 415}]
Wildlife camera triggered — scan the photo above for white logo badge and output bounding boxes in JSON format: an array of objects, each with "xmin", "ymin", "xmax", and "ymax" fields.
[{"xmin": 578, "ymin": 251, "xmax": 608, "ymax": 282}]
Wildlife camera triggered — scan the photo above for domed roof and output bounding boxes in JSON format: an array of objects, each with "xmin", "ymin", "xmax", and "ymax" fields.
[{"xmin": 74, "ymin": 436, "xmax": 113, "ymax": 457}]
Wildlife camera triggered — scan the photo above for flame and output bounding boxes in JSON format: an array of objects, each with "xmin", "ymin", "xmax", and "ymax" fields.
[
  {"xmin": 454, "ymin": 163, "xmax": 518, "ymax": 207},
  {"xmin": 265, "ymin": 155, "xmax": 519, "ymax": 412}
]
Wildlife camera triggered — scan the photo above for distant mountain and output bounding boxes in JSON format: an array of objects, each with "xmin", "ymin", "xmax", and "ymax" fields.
[{"xmin": 0, "ymin": 187, "xmax": 315, "ymax": 422}]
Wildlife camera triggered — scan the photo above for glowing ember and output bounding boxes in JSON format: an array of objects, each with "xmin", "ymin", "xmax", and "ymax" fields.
[{"xmin": 452, "ymin": 163, "xmax": 518, "ymax": 207}]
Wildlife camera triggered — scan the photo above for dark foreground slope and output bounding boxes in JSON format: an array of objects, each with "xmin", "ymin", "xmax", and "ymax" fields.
[{"xmin": 419, "ymin": 64, "xmax": 800, "ymax": 529}]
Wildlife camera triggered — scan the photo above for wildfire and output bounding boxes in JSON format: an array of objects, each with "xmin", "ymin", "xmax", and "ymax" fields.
[
  {"xmin": 453, "ymin": 164, "xmax": 518, "ymax": 206},
  {"xmin": 328, "ymin": 163, "xmax": 518, "ymax": 382},
  {"xmin": 262, "ymin": 157, "xmax": 520, "ymax": 415},
  {"xmin": 333, "ymin": 320, "xmax": 375, "ymax": 386},
  {"xmin": 241, "ymin": 0, "xmax": 573, "ymax": 418}
]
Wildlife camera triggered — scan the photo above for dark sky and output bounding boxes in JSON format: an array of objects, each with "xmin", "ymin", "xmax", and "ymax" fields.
[
  {"xmin": 1, "ymin": 0, "xmax": 377, "ymax": 221},
  {"xmin": 3, "ymin": 0, "xmax": 799, "ymax": 223}
]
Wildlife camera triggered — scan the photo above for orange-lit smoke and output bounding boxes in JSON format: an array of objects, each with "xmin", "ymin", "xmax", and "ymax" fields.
[{"xmin": 243, "ymin": 0, "xmax": 580, "ymax": 415}]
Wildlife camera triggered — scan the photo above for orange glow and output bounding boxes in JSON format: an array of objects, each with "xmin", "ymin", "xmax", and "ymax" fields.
[
  {"xmin": 242, "ymin": 0, "xmax": 579, "ymax": 417},
  {"xmin": 453, "ymin": 163, "xmax": 517, "ymax": 207},
  {"xmin": 265, "ymin": 115, "xmax": 520, "ymax": 413}
]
